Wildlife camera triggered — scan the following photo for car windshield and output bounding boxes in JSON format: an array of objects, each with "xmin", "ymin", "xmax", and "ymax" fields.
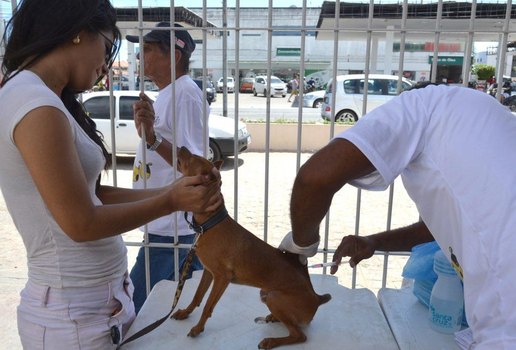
[{"xmin": 271, "ymin": 78, "xmax": 283, "ymax": 84}]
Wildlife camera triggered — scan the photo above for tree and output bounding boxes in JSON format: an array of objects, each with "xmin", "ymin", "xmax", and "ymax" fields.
[{"xmin": 472, "ymin": 64, "xmax": 496, "ymax": 80}]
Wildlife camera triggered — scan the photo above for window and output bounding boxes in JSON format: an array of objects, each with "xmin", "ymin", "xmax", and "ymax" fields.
[
  {"xmin": 343, "ymin": 79, "xmax": 357, "ymax": 94},
  {"xmin": 120, "ymin": 96, "xmax": 140, "ymax": 120},
  {"xmin": 83, "ymin": 97, "xmax": 110, "ymax": 120}
]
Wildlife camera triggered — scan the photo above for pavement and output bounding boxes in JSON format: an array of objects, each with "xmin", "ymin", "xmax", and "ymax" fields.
[{"xmin": 0, "ymin": 152, "xmax": 419, "ymax": 349}]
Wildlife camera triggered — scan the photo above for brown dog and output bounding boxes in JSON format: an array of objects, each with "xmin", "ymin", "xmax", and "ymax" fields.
[{"xmin": 172, "ymin": 147, "xmax": 331, "ymax": 349}]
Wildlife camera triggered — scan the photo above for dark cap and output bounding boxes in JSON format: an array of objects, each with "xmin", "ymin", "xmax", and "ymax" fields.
[{"xmin": 126, "ymin": 22, "xmax": 195, "ymax": 55}]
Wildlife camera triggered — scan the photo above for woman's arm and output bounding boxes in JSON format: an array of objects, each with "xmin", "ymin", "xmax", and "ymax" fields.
[{"xmin": 14, "ymin": 106, "xmax": 221, "ymax": 242}]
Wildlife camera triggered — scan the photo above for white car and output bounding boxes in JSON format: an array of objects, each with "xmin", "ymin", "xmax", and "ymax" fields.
[
  {"xmin": 253, "ymin": 75, "xmax": 287, "ymax": 97},
  {"xmin": 216, "ymin": 77, "xmax": 235, "ymax": 93},
  {"xmin": 321, "ymin": 74, "xmax": 414, "ymax": 122},
  {"xmin": 81, "ymin": 91, "xmax": 250, "ymax": 162},
  {"xmin": 302, "ymin": 90, "xmax": 326, "ymax": 108}
]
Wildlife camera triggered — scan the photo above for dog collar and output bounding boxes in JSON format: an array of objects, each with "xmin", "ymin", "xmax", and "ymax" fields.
[{"xmin": 184, "ymin": 207, "xmax": 229, "ymax": 234}]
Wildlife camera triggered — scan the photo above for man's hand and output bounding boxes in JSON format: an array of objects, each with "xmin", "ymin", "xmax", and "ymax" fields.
[
  {"xmin": 278, "ymin": 231, "xmax": 319, "ymax": 265},
  {"xmin": 133, "ymin": 92, "xmax": 156, "ymax": 144},
  {"xmin": 331, "ymin": 235, "xmax": 377, "ymax": 274}
]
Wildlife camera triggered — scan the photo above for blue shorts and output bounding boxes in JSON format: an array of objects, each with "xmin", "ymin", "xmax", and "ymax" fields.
[{"xmin": 129, "ymin": 234, "xmax": 203, "ymax": 314}]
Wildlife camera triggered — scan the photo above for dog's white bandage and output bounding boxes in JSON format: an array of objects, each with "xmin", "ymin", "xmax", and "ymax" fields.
[{"xmin": 278, "ymin": 231, "xmax": 319, "ymax": 265}]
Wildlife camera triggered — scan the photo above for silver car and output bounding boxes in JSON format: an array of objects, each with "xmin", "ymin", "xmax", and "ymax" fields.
[{"xmin": 302, "ymin": 90, "xmax": 325, "ymax": 108}]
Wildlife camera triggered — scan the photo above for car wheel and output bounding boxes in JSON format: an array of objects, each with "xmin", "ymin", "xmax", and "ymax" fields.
[
  {"xmin": 253, "ymin": 89, "xmax": 257, "ymax": 96},
  {"xmin": 282, "ymin": 94, "xmax": 286, "ymax": 98},
  {"xmin": 503, "ymin": 95, "xmax": 516, "ymax": 112},
  {"xmin": 336, "ymin": 110, "xmax": 358, "ymax": 123},
  {"xmin": 313, "ymin": 99, "xmax": 323, "ymax": 108},
  {"xmin": 208, "ymin": 139, "xmax": 222, "ymax": 163},
  {"xmin": 263, "ymin": 89, "xmax": 267, "ymax": 97}
]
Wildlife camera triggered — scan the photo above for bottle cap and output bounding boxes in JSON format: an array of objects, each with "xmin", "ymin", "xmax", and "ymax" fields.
[{"xmin": 433, "ymin": 250, "xmax": 457, "ymax": 276}]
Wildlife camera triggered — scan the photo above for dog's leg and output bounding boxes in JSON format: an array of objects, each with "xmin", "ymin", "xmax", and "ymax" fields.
[
  {"xmin": 258, "ymin": 322, "xmax": 306, "ymax": 350},
  {"xmin": 188, "ymin": 274, "xmax": 230, "ymax": 337},
  {"xmin": 172, "ymin": 269, "xmax": 213, "ymax": 320},
  {"xmin": 257, "ymin": 290, "xmax": 320, "ymax": 349}
]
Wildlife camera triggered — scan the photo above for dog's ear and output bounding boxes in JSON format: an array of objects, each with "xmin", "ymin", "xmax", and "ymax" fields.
[
  {"xmin": 213, "ymin": 160, "xmax": 223, "ymax": 170},
  {"xmin": 178, "ymin": 146, "xmax": 192, "ymax": 157}
]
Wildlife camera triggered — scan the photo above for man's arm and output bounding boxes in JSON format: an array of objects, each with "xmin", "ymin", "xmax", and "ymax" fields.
[
  {"xmin": 289, "ymin": 138, "xmax": 376, "ymax": 247},
  {"xmin": 330, "ymin": 221, "xmax": 434, "ymax": 274}
]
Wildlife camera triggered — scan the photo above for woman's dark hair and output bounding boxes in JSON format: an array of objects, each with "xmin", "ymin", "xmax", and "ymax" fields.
[{"xmin": 1, "ymin": 0, "xmax": 121, "ymax": 168}]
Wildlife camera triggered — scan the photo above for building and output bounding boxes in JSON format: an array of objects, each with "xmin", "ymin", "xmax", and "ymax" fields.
[{"xmin": 118, "ymin": 2, "xmax": 516, "ymax": 89}]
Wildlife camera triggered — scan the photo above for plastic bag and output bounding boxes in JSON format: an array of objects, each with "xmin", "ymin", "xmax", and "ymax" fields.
[
  {"xmin": 402, "ymin": 241, "xmax": 440, "ymax": 281},
  {"xmin": 402, "ymin": 241, "xmax": 469, "ymax": 327}
]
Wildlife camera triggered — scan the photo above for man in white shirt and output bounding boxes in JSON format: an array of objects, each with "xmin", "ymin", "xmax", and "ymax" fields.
[
  {"xmin": 126, "ymin": 22, "xmax": 209, "ymax": 313},
  {"xmin": 280, "ymin": 84, "xmax": 516, "ymax": 348}
]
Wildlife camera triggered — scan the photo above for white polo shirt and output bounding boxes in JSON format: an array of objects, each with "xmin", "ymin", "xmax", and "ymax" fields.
[
  {"xmin": 132, "ymin": 75, "xmax": 209, "ymax": 237},
  {"xmin": 337, "ymin": 84, "xmax": 516, "ymax": 348}
]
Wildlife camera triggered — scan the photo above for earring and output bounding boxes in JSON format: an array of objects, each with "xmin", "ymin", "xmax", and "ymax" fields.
[{"xmin": 72, "ymin": 36, "xmax": 80, "ymax": 45}]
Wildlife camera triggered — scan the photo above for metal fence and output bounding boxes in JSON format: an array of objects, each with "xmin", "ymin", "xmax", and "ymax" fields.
[{"xmin": 2, "ymin": 0, "xmax": 515, "ymax": 294}]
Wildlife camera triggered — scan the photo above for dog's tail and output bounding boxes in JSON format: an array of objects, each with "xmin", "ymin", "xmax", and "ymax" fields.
[{"xmin": 317, "ymin": 293, "xmax": 332, "ymax": 306}]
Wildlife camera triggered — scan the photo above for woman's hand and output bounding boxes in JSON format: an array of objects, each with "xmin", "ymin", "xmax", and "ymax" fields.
[{"xmin": 167, "ymin": 170, "xmax": 222, "ymax": 214}]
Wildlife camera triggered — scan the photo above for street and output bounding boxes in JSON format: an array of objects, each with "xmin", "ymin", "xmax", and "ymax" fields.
[{"xmin": 209, "ymin": 91, "xmax": 324, "ymax": 122}]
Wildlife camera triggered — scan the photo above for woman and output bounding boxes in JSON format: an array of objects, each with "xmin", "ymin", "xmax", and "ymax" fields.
[{"xmin": 0, "ymin": 1, "xmax": 221, "ymax": 349}]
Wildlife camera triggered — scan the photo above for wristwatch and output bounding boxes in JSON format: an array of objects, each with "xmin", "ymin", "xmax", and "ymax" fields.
[{"xmin": 147, "ymin": 132, "xmax": 162, "ymax": 151}]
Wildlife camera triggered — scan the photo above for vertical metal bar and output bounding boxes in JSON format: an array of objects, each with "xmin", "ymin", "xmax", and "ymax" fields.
[
  {"xmin": 382, "ymin": 184, "xmax": 395, "ymax": 289},
  {"xmin": 462, "ymin": 1, "xmax": 477, "ymax": 87},
  {"xmin": 494, "ymin": 0, "xmax": 512, "ymax": 102},
  {"xmin": 396, "ymin": 0, "xmax": 408, "ymax": 94},
  {"xmin": 263, "ymin": 0, "xmax": 273, "ymax": 243},
  {"xmin": 135, "ymin": 0, "xmax": 152, "ymax": 299},
  {"xmin": 202, "ymin": 0, "xmax": 209, "ymax": 160},
  {"xmin": 351, "ymin": 189, "xmax": 362, "ymax": 289},
  {"xmin": 430, "ymin": 0, "xmax": 443, "ymax": 83},
  {"xmin": 296, "ymin": 0, "xmax": 307, "ymax": 173},
  {"xmin": 361, "ymin": 0, "xmax": 374, "ymax": 116},
  {"xmin": 169, "ymin": 1, "xmax": 181, "ymax": 282},
  {"xmin": 233, "ymin": 0, "xmax": 241, "ymax": 221},
  {"xmin": 329, "ymin": 0, "xmax": 339, "ymax": 132},
  {"xmin": 222, "ymin": 1, "xmax": 228, "ymax": 118},
  {"xmin": 108, "ymin": 68, "xmax": 117, "ymax": 188},
  {"xmin": 322, "ymin": 0, "xmax": 340, "ymax": 277}
]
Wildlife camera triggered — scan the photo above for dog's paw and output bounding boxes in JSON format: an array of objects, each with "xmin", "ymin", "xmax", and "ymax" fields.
[
  {"xmin": 265, "ymin": 314, "xmax": 279, "ymax": 323},
  {"xmin": 171, "ymin": 309, "xmax": 190, "ymax": 320},
  {"xmin": 258, "ymin": 338, "xmax": 276, "ymax": 349},
  {"xmin": 187, "ymin": 325, "xmax": 204, "ymax": 337}
]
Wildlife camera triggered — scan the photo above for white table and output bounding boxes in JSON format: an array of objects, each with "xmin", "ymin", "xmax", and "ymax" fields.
[
  {"xmin": 123, "ymin": 271, "xmax": 398, "ymax": 349},
  {"xmin": 378, "ymin": 287, "xmax": 459, "ymax": 350}
]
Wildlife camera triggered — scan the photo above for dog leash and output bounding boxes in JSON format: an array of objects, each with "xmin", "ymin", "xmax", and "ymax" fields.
[
  {"xmin": 117, "ymin": 232, "xmax": 201, "ymax": 348},
  {"xmin": 117, "ymin": 207, "xmax": 229, "ymax": 348}
]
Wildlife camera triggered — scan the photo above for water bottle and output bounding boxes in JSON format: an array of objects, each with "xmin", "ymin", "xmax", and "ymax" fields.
[{"xmin": 428, "ymin": 250, "xmax": 464, "ymax": 334}]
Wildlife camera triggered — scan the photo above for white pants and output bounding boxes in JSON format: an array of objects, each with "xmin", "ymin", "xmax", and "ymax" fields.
[{"xmin": 17, "ymin": 274, "xmax": 135, "ymax": 350}]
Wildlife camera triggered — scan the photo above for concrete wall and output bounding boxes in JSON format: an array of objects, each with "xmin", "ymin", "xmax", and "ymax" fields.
[{"xmin": 245, "ymin": 123, "xmax": 352, "ymax": 152}]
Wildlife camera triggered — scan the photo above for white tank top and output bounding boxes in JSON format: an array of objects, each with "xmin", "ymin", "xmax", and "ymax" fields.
[{"xmin": 0, "ymin": 71, "xmax": 127, "ymax": 288}]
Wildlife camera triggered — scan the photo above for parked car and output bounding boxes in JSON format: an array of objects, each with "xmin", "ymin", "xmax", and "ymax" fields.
[
  {"xmin": 80, "ymin": 91, "xmax": 250, "ymax": 162},
  {"xmin": 216, "ymin": 77, "xmax": 235, "ymax": 93},
  {"xmin": 253, "ymin": 75, "xmax": 287, "ymax": 97},
  {"xmin": 302, "ymin": 90, "xmax": 325, "ymax": 108},
  {"xmin": 321, "ymin": 74, "xmax": 414, "ymax": 122},
  {"xmin": 193, "ymin": 78, "xmax": 217, "ymax": 105},
  {"xmin": 239, "ymin": 78, "xmax": 255, "ymax": 93}
]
